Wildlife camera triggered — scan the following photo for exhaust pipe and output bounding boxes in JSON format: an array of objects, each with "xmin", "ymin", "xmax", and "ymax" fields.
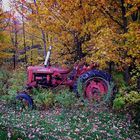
[{"xmin": 44, "ymin": 46, "xmax": 52, "ymax": 67}]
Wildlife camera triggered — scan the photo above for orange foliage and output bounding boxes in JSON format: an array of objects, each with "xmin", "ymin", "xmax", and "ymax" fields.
[{"xmin": 1, "ymin": 0, "xmax": 140, "ymax": 70}]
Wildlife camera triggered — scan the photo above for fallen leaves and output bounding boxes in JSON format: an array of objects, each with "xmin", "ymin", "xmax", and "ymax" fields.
[{"xmin": 0, "ymin": 102, "xmax": 140, "ymax": 139}]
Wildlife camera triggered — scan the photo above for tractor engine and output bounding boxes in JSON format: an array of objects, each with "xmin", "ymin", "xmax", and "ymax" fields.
[{"xmin": 27, "ymin": 66, "xmax": 70, "ymax": 88}]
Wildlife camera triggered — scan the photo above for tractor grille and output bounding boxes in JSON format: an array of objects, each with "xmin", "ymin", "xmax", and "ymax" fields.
[{"xmin": 33, "ymin": 73, "xmax": 49, "ymax": 86}]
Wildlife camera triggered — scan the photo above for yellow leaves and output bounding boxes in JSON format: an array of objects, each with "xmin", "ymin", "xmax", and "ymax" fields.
[
  {"xmin": 126, "ymin": 7, "xmax": 139, "ymax": 17},
  {"xmin": 82, "ymin": 2, "xmax": 92, "ymax": 17},
  {"xmin": 124, "ymin": 22, "xmax": 140, "ymax": 55},
  {"xmin": 125, "ymin": 0, "xmax": 131, "ymax": 4},
  {"xmin": 0, "ymin": 30, "xmax": 13, "ymax": 60},
  {"xmin": 84, "ymin": 26, "xmax": 122, "ymax": 69},
  {"xmin": 0, "ymin": 8, "xmax": 9, "ymax": 31},
  {"xmin": 28, "ymin": 49, "xmax": 39, "ymax": 65},
  {"xmin": 0, "ymin": 9, "xmax": 14, "ymax": 61},
  {"xmin": 0, "ymin": 52, "xmax": 13, "ymax": 59},
  {"xmin": 125, "ymin": 0, "xmax": 140, "ymax": 17},
  {"xmin": 8, "ymin": 0, "xmax": 139, "ymax": 68}
]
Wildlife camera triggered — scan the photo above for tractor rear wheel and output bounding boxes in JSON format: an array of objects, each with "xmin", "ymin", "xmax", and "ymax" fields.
[
  {"xmin": 73, "ymin": 69, "xmax": 114, "ymax": 104},
  {"xmin": 84, "ymin": 77, "xmax": 109, "ymax": 102}
]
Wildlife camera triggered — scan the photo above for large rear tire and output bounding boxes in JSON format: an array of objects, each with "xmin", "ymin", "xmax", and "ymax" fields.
[
  {"xmin": 73, "ymin": 69, "xmax": 114, "ymax": 104},
  {"xmin": 84, "ymin": 77, "xmax": 109, "ymax": 100}
]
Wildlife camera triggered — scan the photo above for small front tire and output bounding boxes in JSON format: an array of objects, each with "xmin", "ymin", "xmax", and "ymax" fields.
[{"xmin": 16, "ymin": 92, "xmax": 34, "ymax": 109}]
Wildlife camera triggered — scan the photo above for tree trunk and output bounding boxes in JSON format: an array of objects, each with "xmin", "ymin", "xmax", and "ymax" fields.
[
  {"xmin": 22, "ymin": 14, "xmax": 27, "ymax": 64},
  {"xmin": 13, "ymin": 53, "xmax": 16, "ymax": 69},
  {"xmin": 41, "ymin": 29, "xmax": 47, "ymax": 58},
  {"xmin": 11, "ymin": 20, "xmax": 18, "ymax": 69},
  {"xmin": 108, "ymin": 61, "xmax": 114, "ymax": 74},
  {"xmin": 124, "ymin": 67, "xmax": 130, "ymax": 84},
  {"xmin": 76, "ymin": 41, "xmax": 83, "ymax": 60},
  {"xmin": 137, "ymin": 77, "xmax": 140, "ymax": 92},
  {"xmin": 120, "ymin": 0, "xmax": 127, "ymax": 33},
  {"xmin": 14, "ymin": 29, "xmax": 18, "ymax": 69},
  {"xmin": 31, "ymin": 37, "xmax": 34, "ymax": 65},
  {"xmin": 120, "ymin": 0, "xmax": 131, "ymax": 84},
  {"xmin": 74, "ymin": 35, "xmax": 84, "ymax": 61}
]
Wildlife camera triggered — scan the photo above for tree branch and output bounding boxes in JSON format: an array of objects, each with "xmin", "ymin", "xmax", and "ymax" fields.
[{"xmin": 100, "ymin": 6, "xmax": 124, "ymax": 28}]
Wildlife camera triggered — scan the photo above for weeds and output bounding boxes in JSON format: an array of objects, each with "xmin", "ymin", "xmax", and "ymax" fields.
[
  {"xmin": 34, "ymin": 89, "xmax": 55, "ymax": 109},
  {"xmin": 0, "ymin": 68, "xmax": 11, "ymax": 95},
  {"xmin": 113, "ymin": 89, "xmax": 140, "ymax": 127},
  {"xmin": 0, "ymin": 68, "xmax": 26, "ymax": 103},
  {"xmin": 55, "ymin": 89, "xmax": 77, "ymax": 108},
  {"xmin": 32, "ymin": 88, "xmax": 77, "ymax": 109}
]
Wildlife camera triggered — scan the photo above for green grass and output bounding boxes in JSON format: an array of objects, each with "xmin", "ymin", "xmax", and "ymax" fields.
[
  {"xmin": 0, "ymin": 128, "xmax": 8, "ymax": 140},
  {"xmin": 0, "ymin": 103, "xmax": 140, "ymax": 140}
]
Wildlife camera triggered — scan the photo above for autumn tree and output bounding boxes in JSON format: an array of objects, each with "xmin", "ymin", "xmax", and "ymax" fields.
[
  {"xmin": 0, "ymin": 6, "xmax": 13, "ymax": 64},
  {"xmin": 25, "ymin": 0, "xmax": 106, "ymax": 63},
  {"xmin": 8, "ymin": 0, "xmax": 140, "ymax": 74},
  {"xmin": 8, "ymin": 11, "xmax": 21, "ymax": 68},
  {"xmin": 96, "ymin": 0, "xmax": 140, "ymax": 84}
]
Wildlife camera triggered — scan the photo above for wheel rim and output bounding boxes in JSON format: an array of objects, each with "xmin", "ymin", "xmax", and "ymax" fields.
[
  {"xmin": 21, "ymin": 98, "xmax": 30, "ymax": 108},
  {"xmin": 16, "ymin": 97, "xmax": 29, "ymax": 109},
  {"xmin": 84, "ymin": 77, "xmax": 108, "ymax": 101}
]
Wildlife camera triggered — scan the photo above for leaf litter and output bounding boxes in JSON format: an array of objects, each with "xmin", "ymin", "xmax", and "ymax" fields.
[{"xmin": 0, "ymin": 102, "xmax": 140, "ymax": 140}]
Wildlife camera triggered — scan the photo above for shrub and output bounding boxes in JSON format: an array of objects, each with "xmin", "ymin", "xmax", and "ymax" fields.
[
  {"xmin": 113, "ymin": 89, "xmax": 140, "ymax": 127},
  {"xmin": 113, "ymin": 96, "xmax": 125, "ymax": 110},
  {"xmin": 125, "ymin": 91, "xmax": 140, "ymax": 105},
  {"xmin": 112, "ymin": 72, "xmax": 127, "ymax": 88},
  {"xmin": 1, "ymin": 68, "xmax": 26, "ymax": 103},
  {"xmin": 0, "ymin": 68, "xmax": 11, "ymax": 95},
  {"xmin": 125, "ymin": 91, "xmax": 140, "ymax": 127},
  {"xmin": 129, "ymin": 67, "xmax": 140, "ymax": 91},
  {"xmin": 34, "ymin": 89, "xmax": 55, "ymax": 109},
  {"xmin": 8, "ymin": 69, "xmax": 26, "ymax": 93},
  {"xmin": 33, "ymin": 88, "xmax": 77, "ymax": 109},
  {"xmin": 113, "ymin": 90, "xmax": 140, "ymax": 109},
  {"xmin": 55, "ymin": 89, "xmax": 77, "ymax": 108}
]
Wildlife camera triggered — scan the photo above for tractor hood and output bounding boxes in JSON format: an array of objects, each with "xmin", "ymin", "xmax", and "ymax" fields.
[
  {"xmin": 27, "ymin": 66, "xmax": 70, "ymax": 74},
  {"xmin": 27, "ymin": 66, "xmax": 70, "ymax": 85}
]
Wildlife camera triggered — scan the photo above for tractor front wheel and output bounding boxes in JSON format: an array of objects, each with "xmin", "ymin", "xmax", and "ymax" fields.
[{"xmin": 16, "ymin": 92, "xmax": 34, "ymax": 109}]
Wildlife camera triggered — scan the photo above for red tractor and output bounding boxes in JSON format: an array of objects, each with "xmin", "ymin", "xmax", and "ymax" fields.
[{"xmin": 16, "ymin": 46, "xmax": 115, "ymax": 108}]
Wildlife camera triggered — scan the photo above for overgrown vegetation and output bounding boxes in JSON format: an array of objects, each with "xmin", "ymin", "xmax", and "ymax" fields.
[
  {"xmin": 112, "ymin": 72, "xmax": 140, "ymax": 127},
  {"xmin": 1, "ymin": 68, "xmax": 140, "ymax": 126},
  {"xmin": 0, "ymin": 68, "xmax": 10, "ymax": 95},
  {"xmin": 0, "ymin": 67, "xmax": 26, "ymax": 103},
  {"xmin": 0, "ymin": 68, "xmax": 140, "ymax": 140},
  {"xmin": 31, "ymin": 88, "xmax": 78, "ymax": 110}
]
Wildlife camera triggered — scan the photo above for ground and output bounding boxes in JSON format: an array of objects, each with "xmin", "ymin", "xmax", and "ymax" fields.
[{"xmin": 0, "ymin": 101, "xmax": 140, "ymax": 140}]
